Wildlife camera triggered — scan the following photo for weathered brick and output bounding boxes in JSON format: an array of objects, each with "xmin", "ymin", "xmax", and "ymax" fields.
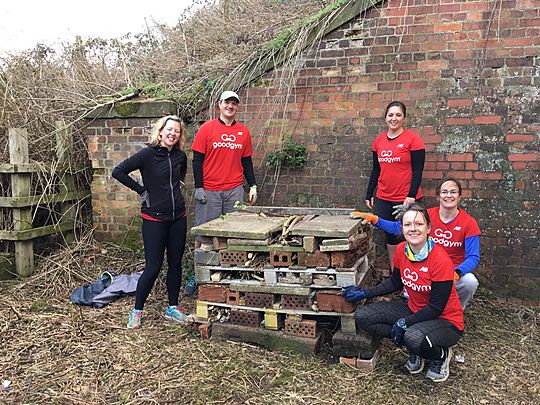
[
  {"xmin": 316, "ymin": 290, "xmax": 356, "ymax": 313},
  {"xmin": 198, "ymin": 285, "xmax": 227, "ymax": 303},
  {"xmin": 304, "ymin": 251, "xmax": 331, "ymax": 268}
]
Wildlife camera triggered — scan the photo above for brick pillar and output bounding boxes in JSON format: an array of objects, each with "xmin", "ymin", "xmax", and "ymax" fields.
[{"xmin": 84, "ymin": 100, "xmax": 177, "ymax": 241}]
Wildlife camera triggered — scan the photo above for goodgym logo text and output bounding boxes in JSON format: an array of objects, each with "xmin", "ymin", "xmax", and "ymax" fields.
[{"xmin": 378, "ymin": 149, "xmax": 401, "ymax": 163}]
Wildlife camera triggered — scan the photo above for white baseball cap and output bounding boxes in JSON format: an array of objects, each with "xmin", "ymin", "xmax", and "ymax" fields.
[{"xmin": 219, "ymin": 90, "xmax": 240, "ymax": 103}]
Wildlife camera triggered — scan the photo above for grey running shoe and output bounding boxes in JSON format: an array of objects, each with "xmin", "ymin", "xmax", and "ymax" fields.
[
  {"xmin": 426, "ymin": 347, "xmax": 452, "ymax": 382},
  {"xmin": 406, "ymin": 353, "xmax": 425, "ymax": 374}
]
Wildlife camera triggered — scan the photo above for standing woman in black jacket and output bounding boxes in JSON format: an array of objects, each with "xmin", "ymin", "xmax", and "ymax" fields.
[{"xmin": 112, "ymin": 115, "xmax": 189, "ymax": 329}]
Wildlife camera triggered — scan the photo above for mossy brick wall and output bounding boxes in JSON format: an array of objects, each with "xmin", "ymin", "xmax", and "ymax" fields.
[
  {"xmin": 84, "ymin": 100, "xmax": 179, "ymax": 242},
  {"xmin": 233, "ymin": 0, "xmax": 539, "ymax": 302}
]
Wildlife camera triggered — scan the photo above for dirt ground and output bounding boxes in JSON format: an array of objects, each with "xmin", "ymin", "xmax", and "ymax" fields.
[{"xmin": 0, "ymin": 241, "xmax": 538, "ymax": 404}]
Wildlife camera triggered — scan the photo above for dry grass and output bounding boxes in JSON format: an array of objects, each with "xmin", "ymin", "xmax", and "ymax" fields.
[{"xmin": 0, "ymin": 239, "xmax": 538, "ymax": 404}]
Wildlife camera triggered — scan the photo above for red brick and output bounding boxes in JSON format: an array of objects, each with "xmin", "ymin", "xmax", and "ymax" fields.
[
  {"xmin": 448, "ymin": 171, "xmax": 472, "ymax": 179},
  {"xmin": 474, "ymin": 172, "xmax": 503, "ymax": 180},
  {"xmin": 198, "ymin": 285, "xmax": 227, "ymax": 303},
  {"xmin": 447, "ymin": 98, "xmax": 473, "ymax": 107},
  {"xmin": 437, "ymin": 162, "xmax": 450, "ymax": 170},
  {"xmin": 506, "ymin": 134, "xmax": 534, "ymax": 142},
  {"xmin": 317, "ymin": 290, "xmax": 355, "ymax": 313},
  {"xmin": 461, "ymin": 2, "xmax": 490, "ymax": 11},
  {"xmin": 511, "ymin": 162, "xmax": 527, "ymax": 170},
  {"xmin": 199, "ymin": 324, "xmax": 211, "ymax": 339},
  {"xmin": 356, "ymin": 349, "xmax": 380, "ymax": 371},
  {"xmin": 508, "ymin": 153, "xmax": 537, "ymax": 162},
  {"xmin": 339, "ymin": 356, "xmax": 358, "ymax": 368},
  {"xmin": 446, "ymin": 117, "xmax": 472, "ymax": 125},
  {"xmin": 284, "ymin": 319, "xmax": 317, "ymax": 338},
  {"xmin": 226, "ymin": 290, "xmax": 241, "ymax": 306},
  {"xmin": 447, "ymin": 153, "xmax": 474, "ymax": 162},
  {"xmin": 423, "ymin": 170, "xmax": 444, "ymax": 179},
  {"xmin": 434, "ymin": 22, "xmax": 463, "ymax": 32},
  {"xmin": 304, "ymin": 251, "xmax": 331, "ymax": 268},
  {"xmin": 473, "ymin": 115, "xmax": 503, "ymax": 124},
  {"xmin": 423, "ymin": 135, "xmax": 442, "ymax": 144},
  {"xmin": 466, "ymin": 162, "xmax": 479, "ymax": 170},
  {"xmin": 450, "ymin": 162, "xmax": 465, "ymax": 170}
]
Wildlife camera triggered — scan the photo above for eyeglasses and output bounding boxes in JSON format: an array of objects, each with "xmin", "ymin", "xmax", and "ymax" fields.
[{"xmin": 440, "ymin": 190, "xmax": 460, "ymax": 196}]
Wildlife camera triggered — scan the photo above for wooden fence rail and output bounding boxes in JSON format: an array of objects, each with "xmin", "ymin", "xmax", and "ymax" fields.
[{"xmin": 0, "ymin": 121, "xmax": 90, "ymax": 277}]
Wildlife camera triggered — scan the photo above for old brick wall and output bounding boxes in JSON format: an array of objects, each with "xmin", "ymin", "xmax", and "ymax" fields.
[
  {"xmin": 83, "ymin": 0, "xmax": 539, "ymax": 302},
  {"xmin": 235, "ymin": 0, "xmax": 539, "ymax": 301}
]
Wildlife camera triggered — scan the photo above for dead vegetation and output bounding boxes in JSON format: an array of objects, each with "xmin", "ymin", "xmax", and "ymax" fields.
[{"xmin": 0, "ymin": 239, "xmax": 538, "ymax": 404}]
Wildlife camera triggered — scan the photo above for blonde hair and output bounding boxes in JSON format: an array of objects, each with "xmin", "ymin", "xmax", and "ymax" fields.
[{"xmin": 150, "ymin": 115, "xmax": 186, "ymax": 150}]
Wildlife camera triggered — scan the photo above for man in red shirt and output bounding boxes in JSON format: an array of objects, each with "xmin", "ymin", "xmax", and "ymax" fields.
[{"xmin": 187, "ymin": 91, "xmax": 257, "ymax": 295}]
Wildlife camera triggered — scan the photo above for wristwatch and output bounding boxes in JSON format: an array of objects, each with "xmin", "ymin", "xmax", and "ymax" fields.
[{"xmin": 397, "ymin": 318, "xmax": 408, "ymax": 329}]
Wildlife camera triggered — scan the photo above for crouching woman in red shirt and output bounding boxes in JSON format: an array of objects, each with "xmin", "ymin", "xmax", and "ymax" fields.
[{"xmin": 344, "ymin": 204, "xmax": 463, "ymax": 382}]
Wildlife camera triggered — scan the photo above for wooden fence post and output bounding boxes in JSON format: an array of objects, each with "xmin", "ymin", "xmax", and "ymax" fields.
[
  {"xmin": 55, "ymin": 120, "xmax": 76, "ymax": 244},
  {"xmin": 9, "ymin": 128, "xmax": 34, "ymax": 276}
]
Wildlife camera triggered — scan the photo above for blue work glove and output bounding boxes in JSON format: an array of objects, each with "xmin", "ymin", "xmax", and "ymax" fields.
[
  {"xmin": 342, "ymin": 285, "xmax": 369, "ymax": 302},
  {"xmin": 194, "ymin": 187, "xmax": 207, "ymax": 204},
  {"xmin": 391, "ymin": 318, "xmax": 407, "ymax": 347}
]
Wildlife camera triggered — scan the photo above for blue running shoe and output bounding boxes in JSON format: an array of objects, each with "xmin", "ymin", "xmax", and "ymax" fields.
[
  {"xmin": 184, "ymin": 274, "xmax": 197, "ymax": 297},
  {"xmin": 164, "ymin": 305, "xmax": 189, "ymax": 324},
  {"xmin": 127, "ymin": 308, "xmax": 142, "ymax": 329}
]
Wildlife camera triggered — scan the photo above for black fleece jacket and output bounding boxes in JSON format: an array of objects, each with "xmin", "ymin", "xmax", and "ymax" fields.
[{"xmin": 112, "ymin": 145, "xmax": 187, "ymax": 221}]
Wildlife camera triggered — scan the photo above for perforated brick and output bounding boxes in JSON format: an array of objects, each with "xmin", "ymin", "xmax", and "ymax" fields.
[
  {"xmin": 230, "ymin": 310, "xmax": 262, "ymax": 328},
  {"xmin": 226, "ymin": 290, "xmax": 241, "ymax": 305},
  {"xmin": 245, "ymin": 292, "xmax": 274, "ymax": 308},
  {"xmin": 270, "ymin": 251, "xmax": 293, "ymax": 266},
  {"xmin": 282, "ymin": 294, "xmax": 312, "ymax": 310},
  {"xmin": 285, "ymin": 319, "xmax": 317, "ymax": 338},
  {"xmin": 219, "ymin": 250, "xmax": 248, "ymax": 265}
]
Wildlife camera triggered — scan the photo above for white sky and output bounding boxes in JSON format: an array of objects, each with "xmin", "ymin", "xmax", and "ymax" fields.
[{"xmin": 0, "ymin": 0, "xmax": 195, "ymax": 54}]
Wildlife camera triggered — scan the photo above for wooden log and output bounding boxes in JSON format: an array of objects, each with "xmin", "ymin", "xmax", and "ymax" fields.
[
  {"xmin": 211, "ymin": 323, "xmax": 324, "ymax": 355},
  {"xmin": 9, "ymin": 128, "xmax": 34, "ymax": 277}
]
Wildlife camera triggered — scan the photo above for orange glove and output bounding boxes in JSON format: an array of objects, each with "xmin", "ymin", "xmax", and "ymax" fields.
[
  {"xmin": 454, "ymin": 271, "xmax": 460, "ymax": 282},
  {"xmin": 349, "ymin": 211, "xmax": 379, "ymax": 225}
]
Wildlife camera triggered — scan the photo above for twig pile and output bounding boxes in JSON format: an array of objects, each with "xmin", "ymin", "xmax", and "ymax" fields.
[{"xmin": 0, "ymin": 239, "xmax": 538, "ymax": 404}]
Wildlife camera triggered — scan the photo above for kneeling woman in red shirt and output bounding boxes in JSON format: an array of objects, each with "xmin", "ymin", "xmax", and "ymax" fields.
[{"xmin": 344, "ymin": 204, "xmax": 463, "ymax": 382}]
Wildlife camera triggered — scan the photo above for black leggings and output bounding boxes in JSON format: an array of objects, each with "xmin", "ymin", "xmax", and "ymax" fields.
[
  {"xmin": 374, "ymin": 197, "xmax": 423, "ymax": 245},
  {"xmin": 355, "ymin": 301, "xmax": 462, "ymax": 360},
  {"xmin": 135, "ymin": 217, "xmax": 187, "ymax": 310},
  {"xmin": 373, "ymin": 198, "xmax": 404, "ymax": 245}
]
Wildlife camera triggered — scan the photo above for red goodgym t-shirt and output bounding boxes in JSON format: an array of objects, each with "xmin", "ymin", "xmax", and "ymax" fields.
[
  {"xmin": 394, "ymin": 242, "xmax": 464, "ymax": 330},
  {"xmin": 191, "ymin": 119, "xmax": 253, "ymax": 191},
  {"xmin": 372, "ymin": 128, "xmax": 425, "ymax": 201},
  {"xmin": 428, "ymin": 207, "xmax": 481, "ymax": 268}
]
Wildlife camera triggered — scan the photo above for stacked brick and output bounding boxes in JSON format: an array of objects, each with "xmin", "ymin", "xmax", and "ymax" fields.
[{"xmin": 193, "ymin": 208, "xmax": 376, "ymax": 354}]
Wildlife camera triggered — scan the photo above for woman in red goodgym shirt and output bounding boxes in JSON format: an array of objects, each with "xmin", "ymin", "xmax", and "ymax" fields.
[
  {"xmin": 344, "ymin": 204, "xmax": 463, "ymax": 383},
  {"xmin": 365, "ymin": 101, "xmax": 425, "ymax": 267}
]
